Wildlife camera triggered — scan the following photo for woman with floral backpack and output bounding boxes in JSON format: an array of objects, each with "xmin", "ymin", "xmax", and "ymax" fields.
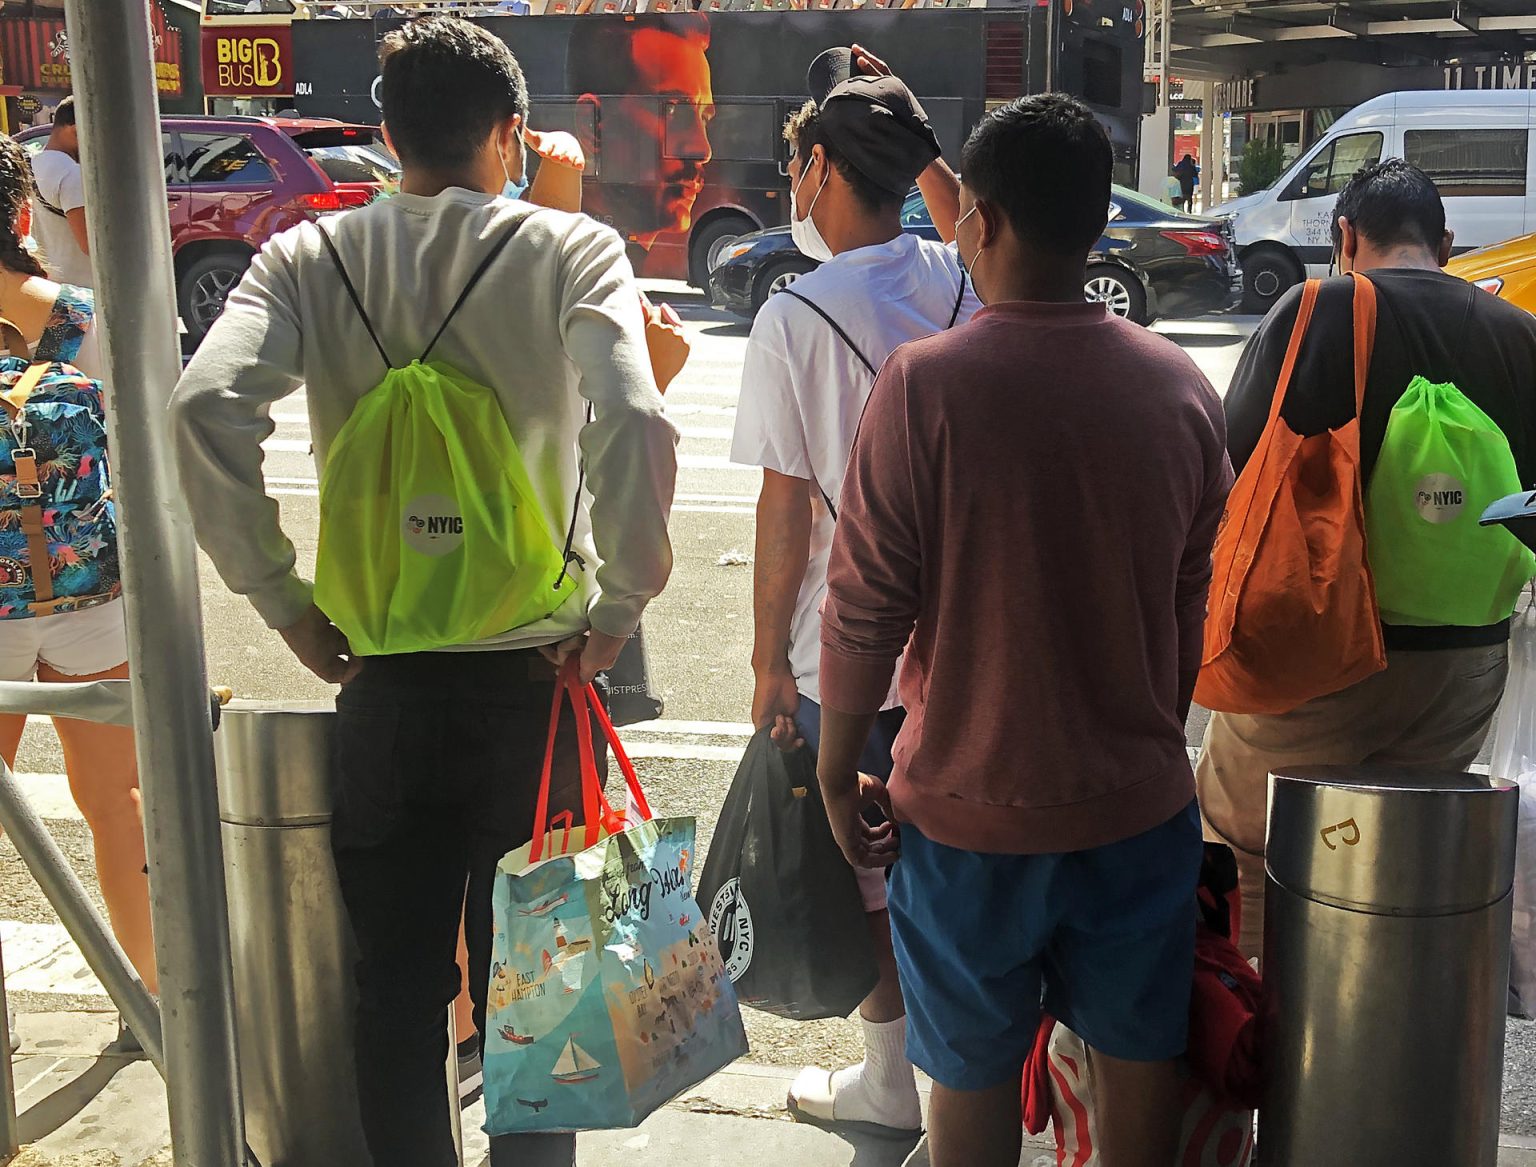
[{"xmin": 0, "ymin": 134, "xmax": 151, "ymax": 1052}]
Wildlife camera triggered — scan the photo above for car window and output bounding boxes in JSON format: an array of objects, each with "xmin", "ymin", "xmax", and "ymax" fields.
[
  {"xmin": 181, "ymin": 134, "xmax": 275, "ymax": 186},
  {"xmin": 1405, "ymin": 128, "xmax": 1528, "ymax": 198},
  {"xmin": 304, "ymin": 144, "xmax": 399, "ymax": 185},
  {"xmin": 900, "ymin": 190, "xmax": 931, "ymax": 231},
  {"xmin": 1281, "ymin": 132, "xmax": 1382, "ymax": 202},
  {"xmin": 1107, "ymin": 184, "xmax": 1168, "ymax": 221}
]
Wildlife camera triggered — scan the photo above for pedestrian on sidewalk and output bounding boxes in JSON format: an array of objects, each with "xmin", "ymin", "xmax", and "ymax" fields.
[
  {"xmin": 171, "ymin": 16, "xmax": 678, "ymax": 1167},
  {"xmin": 1174, "ymin": 152, "xmax": 1200, "ymax": 212},
  {"xmin": 28, "ymin": 97, "xmax": 92, "ymax": 290},
  {"xmin": 1198, "ymin": 159, "xmax": 1536, "ymax": 958},
  {"xmin": 729, "ymin": 42, "xmax": 979, "ymax": 1141},
  {"xmin": 0, "ymin": 134, "xmax": 151, "ymax": 1051},
  {"xmin": 815, "ymin": 94, "xmax": 1232, "ymax": 1167}
]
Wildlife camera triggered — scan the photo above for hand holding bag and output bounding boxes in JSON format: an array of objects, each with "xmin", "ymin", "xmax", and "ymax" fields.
[{"xmin": 481, "ymin": 663, "xmax": 748, "ymax": 1133}]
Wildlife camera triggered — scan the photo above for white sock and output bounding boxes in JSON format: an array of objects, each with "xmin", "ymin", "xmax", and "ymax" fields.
[{"xmin": 827, "ymin": 1016, "xmax": 921, "ymax": 1129}]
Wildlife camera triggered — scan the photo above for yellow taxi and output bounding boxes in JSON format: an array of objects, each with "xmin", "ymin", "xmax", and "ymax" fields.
[{"xmin": 1447, "ymin": 233, "xmax": 1536, "ymax": 314}]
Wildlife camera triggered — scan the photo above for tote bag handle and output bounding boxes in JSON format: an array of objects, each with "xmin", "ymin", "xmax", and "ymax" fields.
[{"xmin": 530, "ymin": 659, "xmax": 653, "ymax": 861}]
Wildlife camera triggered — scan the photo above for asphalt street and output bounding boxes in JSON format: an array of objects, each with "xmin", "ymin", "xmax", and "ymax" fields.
[{"xmin": 5, "ymin": 284, "xmax": 1534, "ymax": 1132}]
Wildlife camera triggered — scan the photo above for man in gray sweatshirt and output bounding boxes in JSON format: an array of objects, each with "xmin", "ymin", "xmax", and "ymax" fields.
[{"xmin": 170, "ymin": 17, "xmax": 677, "ymax": 1166}]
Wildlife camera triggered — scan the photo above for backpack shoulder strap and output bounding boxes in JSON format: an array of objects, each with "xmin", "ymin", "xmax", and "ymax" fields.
[
  {"xmin": 779, "ymin": 288, "xmax": 878, "ymax": 377},
  {"xmin": 419, "ymin": 210, "xmax": 540, "ymax": 363},
  {"xmin": 1347, "ymin": 271, "xmax": 1377, "ymax": 418},
  {"xmin": 0, "ymin": 318, "xmax": 29, "ymax": 361},
  {"xmin": 946, "ymin": 264, "xmax": 968, "ymax": 330},
  {"xmin": 316, "ymin": 223, "xmax": 394, "ymax": 371}
]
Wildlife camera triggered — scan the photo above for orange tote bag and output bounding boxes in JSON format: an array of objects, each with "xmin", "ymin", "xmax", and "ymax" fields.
[{"xmin": 1195, "ymin": 274, "xmax": 1384, "ymax": 715}]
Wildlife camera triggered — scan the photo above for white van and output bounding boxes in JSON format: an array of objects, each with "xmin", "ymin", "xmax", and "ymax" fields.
[{"xmin": 1217, "ymin": 89, "xmax": 1535, "ymax": 312}]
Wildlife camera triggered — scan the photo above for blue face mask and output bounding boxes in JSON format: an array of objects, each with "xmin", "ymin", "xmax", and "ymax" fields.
[{"xmin": 500, "ymin": 142, "xmax": 528, "ymax": 201}]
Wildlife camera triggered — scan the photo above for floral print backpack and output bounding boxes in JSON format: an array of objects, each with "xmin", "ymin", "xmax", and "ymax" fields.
[{"xmin": 0, "ymin": 289, "xmax": 117, "ymax": 619}]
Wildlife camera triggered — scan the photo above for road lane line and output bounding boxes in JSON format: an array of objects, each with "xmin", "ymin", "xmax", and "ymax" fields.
[{"xmin": 628, "ymin": 720, "xmax": 754, "ymax": 737}]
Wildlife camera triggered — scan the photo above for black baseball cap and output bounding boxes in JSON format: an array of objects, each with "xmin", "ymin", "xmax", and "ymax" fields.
[{"xmin": 805, "ymin": 47, "xmax": 941, "ymax": 197}]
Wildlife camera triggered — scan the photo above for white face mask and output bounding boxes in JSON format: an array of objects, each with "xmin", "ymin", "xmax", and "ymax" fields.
[
  {"xmin": 955, "ymin": 203, "xmax": 986, "ymax": 301},
  {"xmin": 789, "ymin": 155, "xmax": 834, "ymax": 263}
]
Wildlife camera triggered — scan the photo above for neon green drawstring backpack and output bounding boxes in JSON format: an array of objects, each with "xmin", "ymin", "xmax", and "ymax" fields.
[
  {"xmin": 1365, "ymin": 374, "xmax": 1535, "ymax": 628},
  {"xmin": 312, "ymin": 217, "xmax": 580, "ymax": 656}
]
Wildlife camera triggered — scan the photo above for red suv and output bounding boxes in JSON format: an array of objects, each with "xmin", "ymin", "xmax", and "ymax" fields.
[{"xmin": 20, "ymin": 116, "xmax": 398, "ymax": 344}]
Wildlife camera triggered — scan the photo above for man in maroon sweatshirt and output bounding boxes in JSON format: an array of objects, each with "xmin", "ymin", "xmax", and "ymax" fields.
[{"xmin": 816, "ymin": 94, "xmax": 1232, "ymax": 1167}]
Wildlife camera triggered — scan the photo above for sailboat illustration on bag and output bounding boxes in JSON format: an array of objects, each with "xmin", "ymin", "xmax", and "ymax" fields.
[{"xmin": 551, "ymin": 1035, "xmax": 601, "ymax": 1085}]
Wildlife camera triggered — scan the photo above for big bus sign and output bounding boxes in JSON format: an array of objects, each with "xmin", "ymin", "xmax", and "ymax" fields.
[{"xmin": 202, "ymin": 26, "xmax": 292, "ymax": 97}]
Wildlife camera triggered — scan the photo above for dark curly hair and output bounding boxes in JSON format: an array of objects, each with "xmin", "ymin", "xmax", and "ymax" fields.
[{"xmin": 0, "ymin": 137, "xmax": 47, "ymax": 280}]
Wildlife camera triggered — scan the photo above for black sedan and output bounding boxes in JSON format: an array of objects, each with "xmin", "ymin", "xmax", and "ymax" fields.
[{"xmin": 707, "ymin": 184, "xmax": 1242, "ymax": 325}]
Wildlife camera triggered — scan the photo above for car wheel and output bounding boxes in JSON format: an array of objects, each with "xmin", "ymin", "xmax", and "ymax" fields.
[
  {"xmin": 753, "ymin": 258, "xmax": 816, "ymax": 314},
  {"xmin": 1241, "ymin": 248, "xmax": 1302, "ymax": 315},
  {"xmin": 690, "ymin": 215, "xmax": 756, "ymax": 289},
  {"xmin": 1084, "ymin": 265, "xmax": 1147, "ymax": 325},
  {"xmin": 178, "ymin": 252, "xmax": 252, "ymax": 346}
]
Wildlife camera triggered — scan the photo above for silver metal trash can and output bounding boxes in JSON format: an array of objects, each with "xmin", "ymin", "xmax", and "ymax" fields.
[
  {"xmin": 216, "ymin": 700, "xmax": 369, "ymax": 1165},
  {"xmin": 1262, "ymin": 765, "xmax": 1517, "ymax": 1166}
]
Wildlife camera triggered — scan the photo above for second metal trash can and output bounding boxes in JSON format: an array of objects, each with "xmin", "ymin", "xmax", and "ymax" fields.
[{"xmin": 1262, "ymin": 765, "xmax": 1517, "ymax": 1166}]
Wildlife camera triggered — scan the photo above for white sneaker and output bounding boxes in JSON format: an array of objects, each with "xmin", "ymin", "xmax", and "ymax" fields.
[{"xmin": 786, "ymin": 1064, "xmax": 923, "ymax": 1141}]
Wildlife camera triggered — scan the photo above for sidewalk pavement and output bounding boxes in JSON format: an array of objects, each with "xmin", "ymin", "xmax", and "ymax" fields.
[{"xmin": 8, "ymin": 1009, "xmax": 1536, "ymax": 1167}]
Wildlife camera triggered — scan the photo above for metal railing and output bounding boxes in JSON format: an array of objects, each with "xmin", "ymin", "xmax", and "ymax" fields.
[{"xmin": 0, "ymin": 3, "xmax": 250, "ymax": 1164}]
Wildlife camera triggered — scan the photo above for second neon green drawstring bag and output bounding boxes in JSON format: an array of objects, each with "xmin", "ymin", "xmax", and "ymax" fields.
[
  {"xmin": 1365, "ymin": 375, "xmax": 1534, "ymax": 628},
  {"xmin": 310, "ymin": 215, "xmax": 579, "ymax": 656}
]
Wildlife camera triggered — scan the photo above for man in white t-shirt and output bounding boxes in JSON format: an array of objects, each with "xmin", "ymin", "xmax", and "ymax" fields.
[
  {"xmin": 29, "ymin": 97, "xmax": 92, "ymax": 290},
  {"xmin": 730, "ymin": 45, "xmax": 980, "ymax": 1139}
]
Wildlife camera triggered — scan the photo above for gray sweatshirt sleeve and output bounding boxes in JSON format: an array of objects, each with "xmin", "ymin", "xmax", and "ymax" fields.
[
  {"xmin": 169, "ymin": 234, "xmax": 312, "ymax": 631},
  {"xmin": 556, "ymin": 221, "xmax": 679, "ymax": 638}
]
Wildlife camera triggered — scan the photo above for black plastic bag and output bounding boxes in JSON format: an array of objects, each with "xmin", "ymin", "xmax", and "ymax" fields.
[
  {"xmin": 598, "ymin": 623, "xmax": 663, "ymax": 727},
  {"xmin": 698, "ymin": 729, "xmax": 878, "ymax": 1020}
]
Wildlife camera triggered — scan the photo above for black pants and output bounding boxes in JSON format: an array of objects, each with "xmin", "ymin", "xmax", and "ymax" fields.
[{"xmin": 331, "ymin": 649, "xmax": 605, "ymax": 1167}]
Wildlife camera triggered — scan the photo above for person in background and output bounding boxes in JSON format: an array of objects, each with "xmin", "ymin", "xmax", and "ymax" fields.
[
  {"xmin": 0, "ymin": 134, "xmax": 151, "ymax": 1053},
  {"xmin": 170, "ymin": 17, "xmax": 678, "ymax": 1165},
  {"xmin": 815, "ymin": 94, "xmax": 1231, "ymax": 1167},
  {"xmin": 1198, "ymin": 160, "xmax": 1536, "ymax": 959},
  {"xmin": 29, "ymin": 97, "xmax": 92, "ymax": 290},
  {"xmin": 730, "ymin": 44, "xmax": 977, "ymax": 1141},
  {"xmin": 1174, "ymin": 152, "xmax": 1199, "ymax": 212}
]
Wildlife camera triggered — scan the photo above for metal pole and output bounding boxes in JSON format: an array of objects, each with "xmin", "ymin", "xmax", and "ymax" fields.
[
  {"xmin": 63, "ymin": 3, "xmax": 246, "ymax": 1164},
  {"xmin": 0, "ymin": 932, "xmax": 18, "ymax": 1159},
  {"xmin": 1160, "ymin": 0, "xmax": 1172, "ymax": 106},
  {"xmin": 0, "ymin": 761, "xmax": 163, "ymax": 1071}
]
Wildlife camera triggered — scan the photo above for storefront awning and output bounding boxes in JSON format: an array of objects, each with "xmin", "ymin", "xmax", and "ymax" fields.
[{"xmin": 1171, "ymin": 0, "xmax": 1536, "ymax": 81}]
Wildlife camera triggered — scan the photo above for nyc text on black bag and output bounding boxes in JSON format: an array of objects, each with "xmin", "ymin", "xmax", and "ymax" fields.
[{"xmin": 697, "ymin": 730, "xmax": 877, "ymax": 1020}]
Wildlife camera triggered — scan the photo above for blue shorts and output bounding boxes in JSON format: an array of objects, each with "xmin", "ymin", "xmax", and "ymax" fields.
[
  {"xmin": 793, "ymin": 696, "xmax": 905, "ymax": 781},
  {"xmin": 888, "ymin": 801, "xmax": 1201, "ymax": 1091}
]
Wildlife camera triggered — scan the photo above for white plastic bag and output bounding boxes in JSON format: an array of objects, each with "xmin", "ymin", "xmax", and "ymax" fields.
[
  {"xmin": 1490, "ymin": 601, "xmax": 1536, "ymax": 1018},
  {"xmin": 1044, "ymin": 1025, "xmax": 1254, "ymax": 1166}
]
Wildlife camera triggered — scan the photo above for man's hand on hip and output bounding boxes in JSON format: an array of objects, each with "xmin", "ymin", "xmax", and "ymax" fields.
[
  {"xmin": 540, "ymin": 628, "xmax": 628, "ymax": 685},
  {"xmin": 278, "ymin": 604, "xmax": 362, "ymax": 685}
]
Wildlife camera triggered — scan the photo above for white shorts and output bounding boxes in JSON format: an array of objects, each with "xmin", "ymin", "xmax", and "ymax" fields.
[{"xmin": 0, "ymin": 599, "xmax": 128, "ymax": 682}]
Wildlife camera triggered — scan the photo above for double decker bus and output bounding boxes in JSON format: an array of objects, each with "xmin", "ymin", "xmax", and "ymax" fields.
[{"xmin": 291, "ymin": 1, "xmax": 1146, "ymax": 284}]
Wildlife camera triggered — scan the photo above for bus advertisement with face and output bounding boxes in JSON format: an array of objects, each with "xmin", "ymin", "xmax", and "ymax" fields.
[{"xmin": 291, "ymin": 5, "xmax": 1144, "ymax": 285}]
